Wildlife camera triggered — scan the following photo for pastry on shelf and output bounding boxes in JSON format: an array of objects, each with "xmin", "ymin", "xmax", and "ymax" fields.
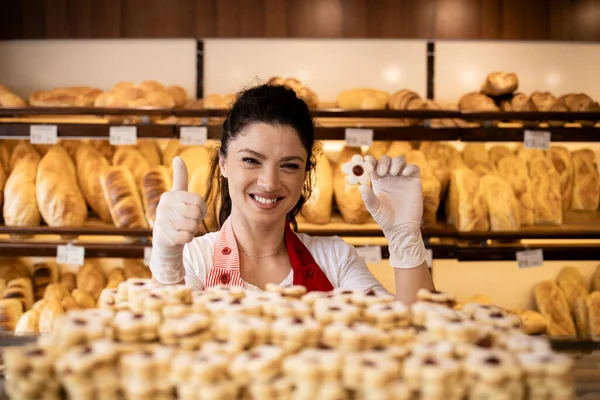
[
  {"xmin": 29, "ymin": 86, "xmax": 103, "ymax": 107},
  {"xmin": 336, "ymin": 88, "xmax": 389, "ymax": 110},
  {"xmin": 32, "ymin": 262, "xmax": 54, "ymax": 301},
  {"xmin": 480, "ymin": 72, "xmax": 519, "ymax": 97},
  {"xmin": 530, "ymin": 91, "xmax": 557, "ymax": 111},
  {"xmin": 0, "ymin": 84, "xmax": 26, "ymax": 107},
  {"xmin": 89, "ymin": 140, "xmax": 115, "ymax": 161},
  {"xmin": 498, "ymin": 92, "xmax": 533, "ymax": 112},
  {"xmin": 301, "ymin": 148, "xmax": 333, "ymax": 224},
  {"xmin": 555, "ymin": 93, "xmax": 598, "ymax": 112},
  {"xmin": 75, "ymin": 143, "xmax": 113, "ymax": 224},
  {"xmin": 333, "ymin": 147, "xmax": 371, "ymax": 224},
  {"xmin": 106, "ymin": 268, "xmax": 126, "ymax": 289},
  {"xmin": 0, "ymin": 298, "xmax": 24, "ymax": 331},
  {"xmin": 516, "ymin": 145, "xmax": 545, "ymax": 162},
  {"xmin": 480, "ymin": 174, "xmax": 520, "ymax": 230},
  {"xmin": 72, "ymin": 289, "xmax": 96, "ymax": 309},
  {"xmin": 556, "ymin": 266, "xmax": 588, "ymax": 312},
  {"xmin": 3, "ymin": 142, "xmax": 41, "ymax": 234},
  {"xmin": 587, "ymin": 292, "xmax": 600, "ymax": 339},
  {"xmin": 112, "ymin": 146, "xmax": 151, "ymax": 189},
  {"xmin": 573, "ymin": 296, "xmax": 589, "ymax": 337},
  {"xmin": 462, "ymin": 143, "xmax": 489, "ymax": 169},
  {"xmin": 100, "ymin": 167, "xmax": 148, "ymax": 229},
  {"xmin": 36, "ymin": 145, "xmax": 87, "ymax": 228},
  {"xmin": 59, "ymin": 272, "xmax": 76, "ymax": 293},
  {"xmin": 458, "ymin": 92, "xmax": 499, "ymax": 112},
  {"xmin": 137, "ymin": 140, "xmax": 162, "ymax": 167},
  {"xmin": 446, "ymin": 167, "xmax": 489, "ymax": 231},
  {"xmin": 123, "ymin": 260, "xmax": 152, "ymax": 280},
  {"xmin": 527, "ymin": 156, "xmax": 562, "ymax": 225},
  {"xmin": 419, "ymin": 142, "xmax": 451, "ymax": 193},
  {"xmin": 0, "ymin": 141, "xmax": 10, "ymax": 174},
  {"xmin": 268, "ymin": 77, "xmax": 319, "ymax": 109},
  {"xmin": 43, "ymin": 282, "xmax": 70, "ymax": 303},
  {"xmin": 202, "ymin": 94, "xmax": 236, "ymax": 109},
  {"xmin": 3, "ymin": 278, "xmax": 34, "ymax": 311},
  {"xmin": 547, "ymin": 146, "xmax": 573, "ymax": 211},
  {"xmin": 388, "ymin": 89, "xmax": 426, "ymax": 125},
  {"xmin": 14, "ymin": 309, "xmax": 40, "ymax": 334},
  {"xmin": 518, "ymin": 310, "xmax": 547, "ymax": 335},
  {"xmin": 472, "ymin": 161, "xmax": 498, "ymax": 177},
  {"xmin": 386, "ymin": 141, "xmax": 413, "ymax": 158},
  {"xmin": 365, "ymin": 141, "xmax": 391, "ymax": 159},
  {"xmin": 165, "ymin": 85, "xmax": 188, "ymax": 108},
  {"xmin": 534, "ymin": 280, "xmax": 576, "ymax": 336},
  {"xmin": 571, "ymin": 149, "xmax": 599, "ymax": 211},
  {"xmin": 142, "ymin": 166, "xmax": 172, "ymax": 228},
  {"xmin": 405, "ymin": 150, "xmax": 441, "ymax": 225},
  {"xmin": 77, "ymin": 261, "xmax": 107, "ymax": 300},
  {"xmin": 37, "ymin": 300, "xmax": 63, "ymax": 333}
]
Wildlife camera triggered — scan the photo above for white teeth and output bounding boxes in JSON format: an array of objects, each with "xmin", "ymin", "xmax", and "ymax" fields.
[{"xmin": 253, "ymin": 195, "xmax": 278, "ymax": 204}]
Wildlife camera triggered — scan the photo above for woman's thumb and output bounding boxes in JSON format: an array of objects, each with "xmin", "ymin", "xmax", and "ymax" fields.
[{"xmin": 171, "ymin": 156, "xmax": 189, "ymax": 191}]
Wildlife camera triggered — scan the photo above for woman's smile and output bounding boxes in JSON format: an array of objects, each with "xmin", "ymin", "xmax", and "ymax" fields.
[{"xmin": 249, "ymin": 193, "xmax": 286, "ymax": 209}]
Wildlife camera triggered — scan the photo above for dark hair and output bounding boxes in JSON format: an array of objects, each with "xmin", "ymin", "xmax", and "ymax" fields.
[{"xmin": 205, "ymin": 84, "xmax": 316, "ymax": 231}]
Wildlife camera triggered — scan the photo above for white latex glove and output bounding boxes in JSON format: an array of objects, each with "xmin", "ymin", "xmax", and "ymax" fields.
[
  {"xmin": 150, "ymin": 156, "xmax": 207, "ymax": 284},
  {"xmin": 358, "ymin": 155, "xmax": 428, "ymax": 268}
]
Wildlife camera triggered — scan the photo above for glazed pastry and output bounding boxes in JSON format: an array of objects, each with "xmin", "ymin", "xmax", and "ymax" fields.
[
  {"xmin": 43, "ymin": 282, "xmax": 70, "ymax": 303},
  {"xmin": 72, "ymin": 289, "xmax": 96, "ymax": 309},
  {"xmin": 106, "ymin": 268, "xmax": 126, "ymax": 289},
  {"xmin": 112, "ymin": 146, "xmax": 151, "ymax": 189}
]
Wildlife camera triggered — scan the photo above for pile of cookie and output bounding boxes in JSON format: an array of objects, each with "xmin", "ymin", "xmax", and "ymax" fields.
[{"xmin": 3, "ymin": 280, "xmax": 575, "ymax": 400}]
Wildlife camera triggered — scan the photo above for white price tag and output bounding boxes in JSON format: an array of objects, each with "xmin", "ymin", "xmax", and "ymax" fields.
[
  {"xmin": 426, "ymin": 249, "xmax": 433, "ymax": 269},
  {"xmin": 109, "ymin": 126, "xmax": 137, "ymax": 145},
  {"xmin": 144, "ymin": 247, "xmax": 152, "ymax": 266},
  {"xmin": 356, "ymin": 246, "xmax": 382, "ymax": 264},
  {"xmin": 56, "ymin": 244, "xmax": 85, "ymax": 266},
  {"xmin": 517, "ymin": 249, "xmax": 544, "ymax": 268},
  {"xmin": 345, "ymin": 128, "xmax": 373, "ymax": 147},
  {"xmin": 180, "ymin": 126, "xmax": 208, "ymax": 145},
  {"xmin": 30, "ymin": 125, "xmax": 58, "ymax": 144},
  {"xmin": 524, "ymin": 130, "xmax": 550, "ymax": 150}
]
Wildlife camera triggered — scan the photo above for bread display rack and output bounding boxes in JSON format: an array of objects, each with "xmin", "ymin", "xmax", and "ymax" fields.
[{"xmin": 1, "ymin": 106, "xmax": 600, "ymax": 260}]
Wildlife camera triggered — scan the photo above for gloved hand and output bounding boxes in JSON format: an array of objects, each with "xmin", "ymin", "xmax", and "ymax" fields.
[
  {"xmin": 358, "ymin": 155, "xmax": 428, "ymax": 268},
  {"xmin": 150, "ymin": 156, "xmax": 207, "ymax": 284}
]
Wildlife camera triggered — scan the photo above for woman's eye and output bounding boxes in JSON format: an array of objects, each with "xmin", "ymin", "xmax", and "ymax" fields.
[
  {"xmin": 242, "ymin": 157, "xmax": 260, "ymax": 165},
  {"xmin": 282, "ymin": 163, "xmax": 300, "ymax": 170}
]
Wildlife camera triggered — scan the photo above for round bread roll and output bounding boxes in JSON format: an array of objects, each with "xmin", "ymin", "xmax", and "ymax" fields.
[
  {"xmin": 167, "ymin": 85, "xmax": 188, "ymax": 108},
  {"xmin": 481, "ymin": 72, "xmax": 518, "ymax": 97},
  {"xmin": 530, "ymin": 91, "xmax": 557, "ymax": 111},
  {"xmin": 459, "ymin": 92, "xmax": 499, "ymax": 112}
]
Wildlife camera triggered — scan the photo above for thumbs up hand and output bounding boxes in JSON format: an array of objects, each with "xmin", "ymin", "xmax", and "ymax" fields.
[
  {"xmin": 153, "ymin": 157, "xmax": 208, "ymax": 249},
  {"xmin": 151, "ymin": 157, "xmax": 207, "ymax": 284}
]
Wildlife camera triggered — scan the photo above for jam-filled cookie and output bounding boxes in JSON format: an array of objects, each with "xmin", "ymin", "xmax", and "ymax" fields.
[
  {"xmin": 271, "ymin": 316, "xmax": 322, "ymax": 353},
  {"xmin": 110, "ymin": 310, "xmax": 161, "ymax": 342},
  {"xmin": 120, "ymin": 345, "xmax": 177, "ymax": 397},
  {"xmin": 464, "ymin": 348, "xmax": 523, "ymax": 400},
  {"xmin": 263, "ymin": 298, "xmax": 312, "ymax": 320},
  {"xmin": 322, "ymin": 322, "xmax": 392, "ymax": 352},
  {"xmin": 365, "ymin": 301, "xmax": 410, "ymax": 329},
  {"xmin": 265, "ymin": 283, "xmax": 307, "ymax": 299},
  {"xmin": 117, "ymin": 278, "xmax": 155, "ymax": 303},
  {"xmin": 416, "ymin": 288, "xmax": 457, "ymax": 308},
  {"xmin": 314, "ymin": 299, "xmax": 362, "ymax": 325},
  {"xmin": 403, "ymin": 354, "xmax": 464, "ymax": 400},
  {"xmin": 204, "ymin": 295, "xmax": 262, "ymax": 317},
  {"xmin": 228, "ymin": 344, "xmax": 285, "ymax": 385},
  {"xmin": 158, "ymin": 313, "xmax": 212, "ymax": 349},
  {"xmin": 351, "ymin": 288, "xmax": 395, "ymax": 307},
  {"xmin": 213, "ymin": 314, "xmax": 270, "ymax": 351},
  {"xmin": 282, "ymin": 347, "xmax": 345, "ymax": 383},
  {"xmin": 342, "ymin": 154, "xmax": 374, "ymax": 186},
  {"xmin": 343, "ymin": 350, "xmax": 402, "ymax": 390}
]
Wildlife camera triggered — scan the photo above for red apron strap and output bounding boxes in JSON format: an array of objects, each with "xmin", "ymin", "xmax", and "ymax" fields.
[{"xmin": 285, "ymin": 223, "xmax": 334, "ymax": 293}]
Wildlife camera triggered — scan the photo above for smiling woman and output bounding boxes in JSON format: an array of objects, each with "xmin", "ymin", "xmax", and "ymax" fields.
[{"xmin": 150, "ymin": 84, "xmax": 434, "ymax": 303}]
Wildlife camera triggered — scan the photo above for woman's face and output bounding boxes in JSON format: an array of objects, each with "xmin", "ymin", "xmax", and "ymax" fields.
[{"xmin": 219, "ymin": 122, "xmax": 308, "ymax": 226}]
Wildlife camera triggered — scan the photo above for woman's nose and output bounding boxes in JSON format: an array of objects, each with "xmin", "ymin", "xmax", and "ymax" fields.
[{"xmin": 257, "ymin": 166, "xmax": 281, "ymax": 191}]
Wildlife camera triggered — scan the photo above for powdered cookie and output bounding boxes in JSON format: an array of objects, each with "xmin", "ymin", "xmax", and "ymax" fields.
[
  {"xmin": 314, "ymin": 299, "xmax": 361, "ymax": 324},
  {"xmin": 110, "ymin": 310, "xmax": 161, "ymax": 342},
  {"xmin": 213, "ymin": 314, "xmax": 270, "ymax": 351},
  {"xmin": 159, "ymin": 313, "xmax": 212, "ymax": 349},
  {"xmin": 343, "ymin": 351, "xmax": 401, "ymax": 389},
  {"xmin": 365, "ymin": 301, "xmax": 410, "ymax": 329},
  {"xmin": 351, "ymin": 288, "xmax": 395, "ymax": 307},
  {"xmin": 416, "ymin": 288, "xmax": 457, "ymax": 307},
  {"xmin": 271, "ymin": 316, "xmax": 322, "ymax": 353},
  {"xmin": 265, "ymin": 283, "xmax": 307, "ymax": 299},
  {"xmin": 283, "ymin": 347, "xmax": 344, "ymax": 383},
  {"xmin": 322, "ymin": 322, "xmax": 392, "ymax": 351},
  {"xmin": 228, "ymin": 344, "xmax": 285, "ymax": 385}
]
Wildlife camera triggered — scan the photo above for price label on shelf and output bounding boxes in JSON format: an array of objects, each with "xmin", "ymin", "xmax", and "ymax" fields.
[
  {"xmin": 345, "ymin": 128, "xmax": 373, "ymax": 147},
  {"xmin": 516, "ymin": 249, "xmax": 544, "ymax": 268},
  {"xmin": 524, "ymin": 130, "xmax": 551, "ymax": 150},
  {"xmin": 426, "ymin": 249, "xmax": 433, "ymax": 269},
  {"xmin": 180, "ymin": 126, "xmax": 208, "ymax": 145},
  {"xmin": 356, "ymin": 246, "xmax": 382, "ymax": 264},
  {"xmin": 143, "ymin": 247, "xmax": 152, "ymax": 266},
  {"xmin": 56, "ymin": 244, "xmax": 85, "ymax": 266},
  {"xmin": 109, "ymin": 126, "xmax": 137, "ymax": 145},
  {"xmin": 30, "ymin": 125, "xmax": 58, "ymax": 144}
]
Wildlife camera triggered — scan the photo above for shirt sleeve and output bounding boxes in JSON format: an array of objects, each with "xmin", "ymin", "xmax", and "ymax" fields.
[
  {"xmin": 333, "ymin": 237, "xmax": 391, "ymax": 295},
  {"xmin": 182, "ymin": 234, "xmax": 216, "ymax": 290}
]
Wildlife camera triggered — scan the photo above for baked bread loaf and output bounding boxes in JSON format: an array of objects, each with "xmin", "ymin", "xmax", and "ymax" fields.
[
  {"xmin": 0, "ymin": 141, "xmax": 10, "ymax": 174},
  {"xmin": 481, "ymin": 72, "xmax": 518, "ymax": 97},
  {"xmin": 419, "ymin": 142, "xmax": 451, "ymax": 193},
  {"xmin": 462, "ymin": 143, "xmax": 489, "ymax": 169},
  {"xmin": 458, "ymin": 92, "xmax": 499, "ymax": 111},
  {"xmin": 301, "ymin": 150, "xmax": 333, "ymax": 224},
  {"xmin": 530, "ymin": 92, "xmax": 557, "ymax": 111},
  {"xmin": 519, "ymin": 310, "xmax": 547, "ymax": 335},
  {"xmin": 573, "ymin": 296, "xmax": 589, "ymax": 337},
  {"xmin": 89, "ymin": 140, "xmax": 115, "ymax": 161},
  {"xmin": 534, "ymin": 280, "xmax": 576, "ymax": 336},
  {"xmin": 268, "ymin": 77, "xmax": 319, "ymax": 108},
  {"xmin": 0, "ymin": 299, "xmax": 24, "ymax": 330},
  {"xmin": 405, "ymin": 150, "xmax": 441, "ymax": 225},
  {"xmin": 592, "ymin": 265, "xmax": 600, "ymax": 292},
  {"xmin": 0, "ymin": 85, "xmax": 26, "ymax": 107},
  {"xmin": 123, "ymin": 260, "xmax": 152, "ymax": 280},
  {"xmin": 517, "ymin": 146, "xmax": 545, "ymax": 162},
  {"xmin": 100, "ymin": 167, "xmax": 148, "ymax": 228},
  {"xmin": 498, "ymin": 156, "xmax": 536, "ymax": 225},
  {"xmin": 547, "ymin": 146, "xmax": 573, "ymax": 211},
  {"xmin": 333, "ymin": 147, "xmax": 371, "ymax": 224},
  {"xmin": 162, "ymin": 140, "xmax": 182, "ymax": 167},
  {"xmin": 472, "ymin": 161, "xmax": 498, "ymax": 177},
  {"xmin": 112, "ymin": 146, "xmax": 151, "ymax": 189},
  {"xmin": 3, "ymin": 142, "xmax": 41, "ymax": 230},
  {"xmin": 499, "ymin": 92, "xmax": 532, "ymax": 112},
  {"xmin": 337, "ymin": 88, "xmax": 389, "ymax": 110},
  {"xmin": 587, "ymin": 292, "xmax": 600, "ymax": 339},
  {"xmin": 32, "ymin": 263, "xmax": 54, "ymax": 301},
  {"xmin": 36, "ymin": 146, "xmax": 87, "ymax": 227},
  {"xmin": 178, "ymin": 146, "xmax": 214, "ymax": 181},
  {"xmin": 137, "ymin": 140, "xmax": 161, "ymax": 167},
  {"xmin": 571, "ymin": 149, "xmax": 599, "ymax": 211},
  {"xmin": 29, "ymin": 86, "xmax": 102, "ymax": 107},
  {"xmin": 556, "ymin": 93, "xmax": 598, "ymax": 111},
  {"xmin": 528, "ymin": 157, "xmax": 562, "ymax": 225},
  {"xmin": 386, "ymin": 141, "xmax": 413, "ymax": 158},
  {"xmin": 75, "ymin": 143, "xmax": 112, "ymax": 223},
  {"xmin": 141, "ymin": 166, "xmax": 172, "ymax": 228},
  {"xmin": 446, "ymin": 168, "xmax": 489, "ymax": 231},
  {"xmin": 479, "ymin": 175, "xmax": 520, "ymax": 231},
  {"xmin": 77, "ymin": 261, "xmax": 107, "ymax": 300},
  {"xmin": 166, "ymin": 85, "xmax": 188, "ymax": 108},
  {"xmin": 556, "ymin": 266, "xmax": 588, "ymax": 312},
  {"xmin": 365, "ymin": 141, "xmax": 391, "ymax": 159},
  {"xmin": 388, "ymin": 89, "xmax": 425, "ymax": 110},
  {"xmin": 203, "ymin": 94, "xmax": 236, "ymax": 109}
]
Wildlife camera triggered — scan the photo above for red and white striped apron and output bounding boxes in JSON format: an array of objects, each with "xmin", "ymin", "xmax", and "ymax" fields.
[{"xmin": 205, "ymin": 218, "xmax": 334, "ymax": 292}]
